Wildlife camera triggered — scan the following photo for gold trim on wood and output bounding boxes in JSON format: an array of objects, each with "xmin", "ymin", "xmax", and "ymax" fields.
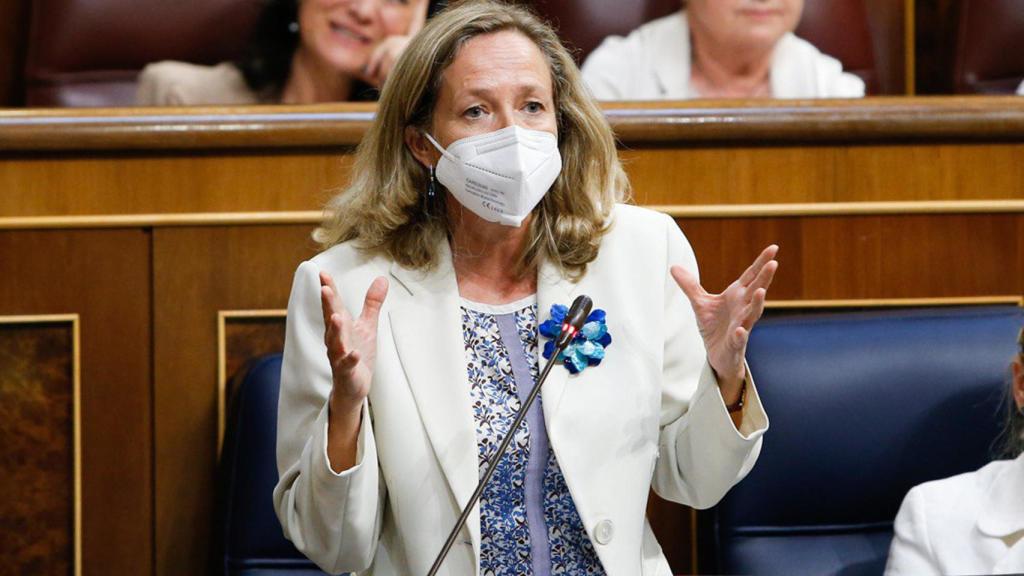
[
  {"xmin": 0, "ymin": 314, "xmax": 81, "ymax": 576},
  {"xmin": 0, "ymin": 211, "xmax": 323, "ymax": 230},
  {"xmin": 4, "ymin": 200, "xmax": 1024, "ymax": 231},
  {"xmin": 766, "ymin": 296, "xmax": 1024, "ymax": 309},
  {"xmin": 217, "ymin": 310, "xmax": 288, "ymax": 457},
  {"xmin": 653, "ymin": 200, "xmax": 1024, "ymax": 218}
]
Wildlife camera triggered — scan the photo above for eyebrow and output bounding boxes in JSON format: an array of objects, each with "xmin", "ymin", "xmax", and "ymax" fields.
[{"xmin": 456, "ymin": 82, "xmax": 549, "ymax": 101}]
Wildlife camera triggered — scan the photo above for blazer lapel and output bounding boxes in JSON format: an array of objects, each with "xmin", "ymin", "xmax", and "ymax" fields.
[
  {"xmin": 536, "ymin": 257, "xmax": 580, "ymax": 426},
  {"xmin": 387, "ymin": 244, "xmax": 481, "ymax": 553}
]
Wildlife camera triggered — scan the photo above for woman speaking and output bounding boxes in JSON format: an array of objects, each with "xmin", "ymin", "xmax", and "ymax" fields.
[{"xmin": 273, "ymin": 1, "xmax": 776, "ymax": 574}]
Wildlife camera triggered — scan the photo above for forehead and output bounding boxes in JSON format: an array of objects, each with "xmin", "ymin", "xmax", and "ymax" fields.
[{"xmin": 441, "ymin": 29, "xmax": 553, "ymax": 96}]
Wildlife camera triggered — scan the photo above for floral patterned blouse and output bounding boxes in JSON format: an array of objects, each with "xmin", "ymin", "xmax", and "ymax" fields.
[{"xmin": 460, "ymin": 296, "xmax": 605, "ymax": 576}]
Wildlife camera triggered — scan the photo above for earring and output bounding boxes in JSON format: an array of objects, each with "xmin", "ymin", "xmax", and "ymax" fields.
[
  {"xmin": 288, "ymin": 21, "xmax": 299, "ymax": 34},
  {"xmin": 427, "ymin": 165, "xmax": 436, "ymax": 198}
]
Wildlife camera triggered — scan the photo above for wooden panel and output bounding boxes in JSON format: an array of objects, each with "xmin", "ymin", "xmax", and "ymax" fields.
[
  {"xmin": 3, "ymin": 99, "xmax": 1024, "ymax": 153},
  {"xmin": 0, "ymin": 230, "xmax": 151, "ymax": 576},
  {"xmin": 0, "ymin": 152, "xmax": 351, "ymax": 217},
  {"xmin": 0, "ymin": 319, "xmax": 77, "ymax": 576},
  {"xmin": 152, "ymin": 225, "xmax": 317, "ymax": 576},
  {"xmin": 677, "ymin": 214, "xmax": 1024, "ymax": 300},
  {"xmin": 864, "ymin": 0, "xmax": 909, "ymax": 94},
  {"xmin": 218, "ymin": 312, "xmax": 286, "ymax": 454}
]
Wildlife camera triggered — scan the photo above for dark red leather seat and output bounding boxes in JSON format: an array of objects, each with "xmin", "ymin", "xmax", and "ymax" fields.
[
  {"xmin": 954, "ymin": 0, "xmax": 1024, "ymax": 94},
  {"xmin": 24, "ymin": 0, "xmax": 260, "ymax": 107}
]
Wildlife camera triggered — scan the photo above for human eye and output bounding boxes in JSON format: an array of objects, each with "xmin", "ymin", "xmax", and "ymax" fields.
[
  {"xmin": 523, "ymin": 101, "xmax": 545, "ymax": 114},
  {"xmin": 463, "ymin": 105, "xmax": 486, "ymax": 119}
]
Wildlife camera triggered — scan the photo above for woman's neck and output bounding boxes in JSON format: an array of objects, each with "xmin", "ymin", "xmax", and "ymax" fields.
[
  {"xmin": 448, "ymin": 203, "xmax": 537, "ymax": 305},
  {"xmin": 688, "ymin": 26, "xmax": 774, "ymax": 99},
  {"xmin": 281, "ymin": 47, "xmax": 353, "ymax": 104}
]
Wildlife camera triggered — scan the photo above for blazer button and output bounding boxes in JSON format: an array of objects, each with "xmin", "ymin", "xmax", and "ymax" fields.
[{"xmin": 594, "ymin": 519, "xmax": 614, "ymax": 545}]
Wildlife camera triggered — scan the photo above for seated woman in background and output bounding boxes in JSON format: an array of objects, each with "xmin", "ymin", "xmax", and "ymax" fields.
[
  {"xmin": 581, "ymin": 0, "xmax": 864, "ymax": 100},
  {"xmin": 137, "ymin": 0, "xmax": 441, "ymax": 106},
  {"xmin": 885, "ymin": 328, "xmax": 1024, "ymax": 575}
]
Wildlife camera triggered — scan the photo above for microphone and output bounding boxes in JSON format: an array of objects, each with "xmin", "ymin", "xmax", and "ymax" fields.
[{"xmin": 426, "ymin": 295, "xmax": 593, "ymax": 576}]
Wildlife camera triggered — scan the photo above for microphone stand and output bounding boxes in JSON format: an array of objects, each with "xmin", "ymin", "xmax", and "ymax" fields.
[{"xmin": 425, "ymin": 295, "xmax": 592, "ymax": 576}]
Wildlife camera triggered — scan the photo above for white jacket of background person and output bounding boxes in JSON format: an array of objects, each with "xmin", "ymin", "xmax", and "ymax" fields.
[
  {"xmin": 1018, "ymin": 80, "xmax": 1024, "ymax": 95},
  {"xmin": 581, "ymin": 10, "xmax": 865, "ymax": 100},
  {"xmin": 273, "ymin": 204, "xmax": 769, "ymax": 575},
  {"xmin": 885, "ymin": 452, "xmax": 1024, "ymax": 575}
]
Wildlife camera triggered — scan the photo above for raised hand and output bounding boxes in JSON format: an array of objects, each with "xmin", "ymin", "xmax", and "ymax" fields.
[
  {"xmin": 362, "ymin": 0, "xmax": 429, "ymax": 88},
  {"xmin": 320, "ymin": 271, "xmax": 389, "ymax": 414},
  {"xmin": 670, "ymin": 245, "xmax": 779, "ymax": 390}
]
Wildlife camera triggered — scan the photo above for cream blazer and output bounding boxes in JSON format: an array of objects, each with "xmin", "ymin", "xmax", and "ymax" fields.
[
  {"xmin": 885, "ymin": 453, "xmax": 1024, "ymax": 575},
  {"xmin": 273, "ymin": 204, "xmax": 769, "ymax": 575},
  {"xmin": 135, "ymin": 61, "xmax": 263, "ymax": 106},
  {"xmin": 581, "ymin": 11, "xmax": 865, "ymax": 100}
]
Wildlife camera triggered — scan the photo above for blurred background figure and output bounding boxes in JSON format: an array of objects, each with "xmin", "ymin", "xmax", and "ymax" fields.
[
  {"xmin": 580, "ymin": 0, "xmax": 865, "ymax": 100},
  {"xmin": 885, "ymin": 328, "xmax": 1024, "ymax": 576},
  {"xmin": 137, "ymin": 0, "xmax": 442, "ymax": 106}
]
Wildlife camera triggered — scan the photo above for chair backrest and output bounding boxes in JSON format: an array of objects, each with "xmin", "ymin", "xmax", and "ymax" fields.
[
  {"xmin": 218, "ymin": 354, "xmax": 328, "ymax": 576},
  {"xmin": 954, "ymin": 0, "xmax": 1024, "ymax": 94},
  {"xmin": 24, "ymin": 0, "xmax": 261, "ymax": 107},
  {"xmin": 700, "ymin": 305, "xmax": 1024, "ymax": 576},
  {"xmin": 528, "ymin": 0, "xmax": 880, "ymax": 93}
]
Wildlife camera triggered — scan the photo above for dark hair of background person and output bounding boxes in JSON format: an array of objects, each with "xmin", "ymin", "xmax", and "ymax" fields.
[{"xmin": 236, "ymin": 0, "xmax": 448, "ymax": 102}]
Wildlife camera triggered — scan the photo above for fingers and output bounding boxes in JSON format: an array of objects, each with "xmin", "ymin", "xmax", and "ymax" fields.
[
  {"xmin": 670, "ymin": 264, "xmax": 706, "ymax": 304},
  {"xmin": 359, "ymin": 276, "xmax": 389, "ymax": 325},
  {"xmin": 740, "ymin": 288, "xmax": 767, "ymax": 331},
  {"xmin": 320, "ymin": 271, "xmax": 343, "ymax": 329},
  {"xmin": 407, "ymin": 0, "xmax": 429, "ymax": 36},
  {"xmin": 364, "ymin": 42, "xmax": 390, "ymax": 86},
  {"xmin": 731, "ymin": 326, "xmax": 750, "ymax": 350},
  {"xmin": 739, "ymin": 244, "xmax": 779, "ymax": 287},
  {"xmin": 746, "ymin": 259, "xmax": 778, "ymax": 297}
]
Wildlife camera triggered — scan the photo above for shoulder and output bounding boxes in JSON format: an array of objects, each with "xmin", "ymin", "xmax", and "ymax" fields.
[
  {"xmin": 585, "ymin": 11, "xmax": 684, "ymax": 68},
  {"xmin": 598, "ymin": 204, "xmax": 696, "ymax": 272},
  {"xmin": 898, "ymin": 463, "xmax": 998, "ymax": 528},
  {"xmin": 776, "ymin": 35, "xmax": 866, "ymax": 97},
  {"xmin": 136, "ymin": 61, "xmax": 260, "ymax": 106},
  {"xmin": 582, "ymin": 11, "xmax": 686, "ymax": 98}
]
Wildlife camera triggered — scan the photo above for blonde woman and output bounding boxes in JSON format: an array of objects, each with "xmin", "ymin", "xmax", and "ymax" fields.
[{"xmin": 273, "ymin": 1, "xmax": 775, "ymax": 574}]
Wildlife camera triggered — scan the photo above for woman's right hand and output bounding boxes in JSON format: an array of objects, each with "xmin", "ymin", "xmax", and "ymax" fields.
[{"xmin": 320, "ymin": 271, "xmax": 389, "ymax": 416}]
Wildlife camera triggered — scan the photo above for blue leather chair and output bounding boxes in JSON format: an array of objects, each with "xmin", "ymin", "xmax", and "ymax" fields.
[
  {"xmin": 218, "ymin": 354, "xmax": 329, "ymax": 576},
  {"xmin": 699, "ymin": 305, "xmax": 1024, "ymax": 576}
]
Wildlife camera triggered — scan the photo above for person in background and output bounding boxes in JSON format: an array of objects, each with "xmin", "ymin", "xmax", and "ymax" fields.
[
  {"xmin": 885, "ymin": 328, "xmax": 1024, "ymax": 575},
  {"xmin": 137, "ymin": 0, "xmax": 442, "ymax": 106},
  {"xmin": 581, "ymin": 0, "xmax": 864, "ymax": 100}
]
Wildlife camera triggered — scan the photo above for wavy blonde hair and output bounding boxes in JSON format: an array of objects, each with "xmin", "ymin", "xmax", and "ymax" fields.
[{"xmin": 314, "ymin": 0, "xmax": 629, "ymax": 278}]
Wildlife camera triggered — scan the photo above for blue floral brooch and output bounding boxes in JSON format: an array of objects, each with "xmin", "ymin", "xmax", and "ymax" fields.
[{"xmin": 540, "ymin": 303, "xmax": 612, "ymax": 374}]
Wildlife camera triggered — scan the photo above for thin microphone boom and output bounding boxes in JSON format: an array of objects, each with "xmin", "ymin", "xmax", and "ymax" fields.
[{"xmin": 426, "ymin": 295, "xmax": 593, "ymax": 576}]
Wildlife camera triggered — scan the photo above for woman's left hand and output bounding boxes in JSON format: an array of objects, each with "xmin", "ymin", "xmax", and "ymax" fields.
[{"xmin": 671, "ymin": 245, "xmax": 779, "ymax": 396}]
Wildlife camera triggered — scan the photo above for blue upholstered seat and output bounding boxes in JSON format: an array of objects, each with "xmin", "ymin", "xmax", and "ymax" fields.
[
  {"xmin": 218, "ymin": 354, "xmax": 329, "ymax": 576},
  {"xmin": 700, "ymin": 305, "xmax": 1024, "ymax": 576}
]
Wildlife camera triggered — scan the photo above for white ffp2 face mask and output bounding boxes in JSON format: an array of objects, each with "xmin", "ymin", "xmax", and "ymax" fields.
[{"xmin": 425, "ymin": 125, "xmax": 562, "ymax": 227}]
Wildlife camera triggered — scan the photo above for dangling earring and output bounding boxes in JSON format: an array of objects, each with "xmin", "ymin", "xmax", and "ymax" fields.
[{"xmin": 427, "ymin": 165, "xmax": 436, "ymax": 198}]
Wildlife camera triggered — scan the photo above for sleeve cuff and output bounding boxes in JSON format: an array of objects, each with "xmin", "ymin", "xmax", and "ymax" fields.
[
  {"xmin": 319, "ymin": 399, "xmax": 372, "ymax": 481},
  {"xmin": 706, "ymin": 361, "xmax": 770, "ymax": 443}
]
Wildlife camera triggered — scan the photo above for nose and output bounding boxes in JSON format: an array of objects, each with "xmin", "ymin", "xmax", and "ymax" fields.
[
  {"xmin": 494, "ymin": 108, "xmax": 516, "ymax": 130},
  {"xmin": 347, "ymin": 0, "xmax": 375, "ymax": 23}
]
